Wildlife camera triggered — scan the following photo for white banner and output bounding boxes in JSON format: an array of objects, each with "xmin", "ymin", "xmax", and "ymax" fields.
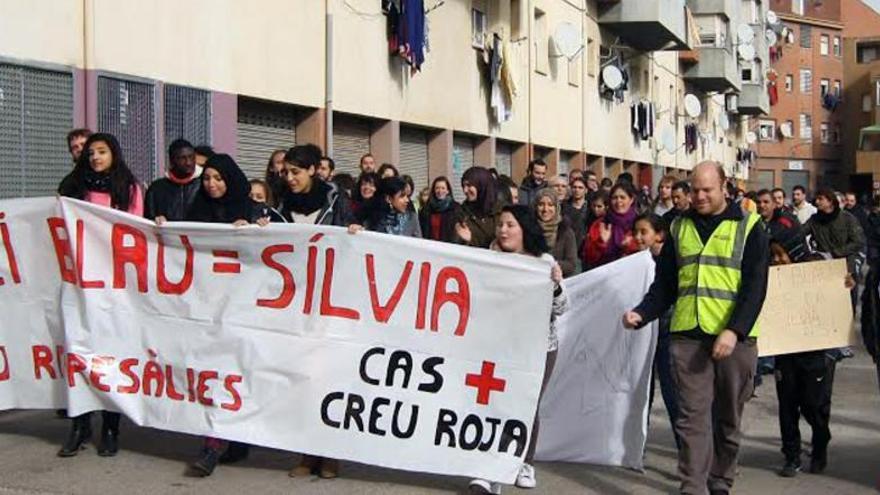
[
  {"xmin": 0, "ymin": 197, "xmax": 556, "ymax": 483},
  {"xmin": 535, "ymin": 251, "xmax": 657, "ymax": 469}
]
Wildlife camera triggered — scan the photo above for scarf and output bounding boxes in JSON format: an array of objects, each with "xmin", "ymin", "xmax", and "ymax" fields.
[
  {"xmin": 536, "ymin": 189, "xmax": 562, "ymax": 249},
  {"xmin": 83, "ymin": 168, "xmax": 112, "ymax": 192},
  {"xmin": 428, "ymin": 195, "xmax": 454, "ymax": 213},
  {"xmin": 167, "ymin": 166, "xmax": 196, "ymax": 185},
  {"xmin": 381, "ymin": 210, "xmax": 411, "ymax": 236},
  {"xmin": 814, "ymin": 205, "xmax": 840, "ymax": 225},
  {"xmin": 605, "ymin": 206, "xmax": 638, "ymax": 258},
  {"xmin": 283, "ymin": 179, "xmax": 330, "ymax": 215}
]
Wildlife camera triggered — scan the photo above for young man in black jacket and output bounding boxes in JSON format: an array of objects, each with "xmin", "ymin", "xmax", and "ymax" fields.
[{"xmin": 145, "ymin": 139, "xmax": 201, "ymax": 223}]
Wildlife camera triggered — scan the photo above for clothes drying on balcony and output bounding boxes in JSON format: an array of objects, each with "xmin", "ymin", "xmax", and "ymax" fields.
[
  {"xmin": 630, "ymin": 100, "xmax": 655, "ymax": 141},
  {"xmin": 822, "ymin": 92, "xmax": 841, "ymax": 111},
  {"xmin": 768, "ymin": 80, "xmax": 779, "ymax": 106}
]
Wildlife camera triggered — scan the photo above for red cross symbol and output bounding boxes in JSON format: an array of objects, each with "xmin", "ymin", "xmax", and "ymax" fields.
[{"xmin": 465, "ymin": 361, "xmax": 507, "ymax": 406}]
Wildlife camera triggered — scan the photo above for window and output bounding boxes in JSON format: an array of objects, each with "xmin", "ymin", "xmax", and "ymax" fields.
[
  {"xmin": 164, "ymin": 85, "xmax": 211, "ymax": 149},
  {"xmin": 800, "ymin": 25, "xmax": 812, "ymax": 48},
  {"xmin": 833, "ymin": 80, "xmax": 841, "ymax": 97},
  {"xmin": 800, "ymin": 69, "xmax": 812, "ymax": 93},
  {"xmin": 833, "ymin": 36, "xmax": 841, "ymax": 57},
  {"xmin": 568, "ymin": 56, "xmax": 581, "ymax": 87},
  {"xmin": 759, "ymin": 120, "xmax": 776, "ymax": 141},
  {"xmin": 799, "ymin": 113, "xmax": 812, "ymax": 140},
  {"xmin": 782, "ymin": 120, "xmax": 795, "ymax": 139},
  {"xmin": 820, "ymin": 35, "xmax": 829, "ymax": 56},
  {"xmin": 864, "ymin": 94, "xmax": 874, "ymax": 112},
  {"xmin": 820, "ymin": 123, "xmax": 830, "ymax": 143},
  {"xmin": 857, "ymin": 42, "xmax": 880, "ymax": 64},
  {"xmin": 792, "ymin": 0, "xmax": 805, "ymax": 15},
  {"xmin": 534, "ymin": 8, "xmax": 548, "ymax": 75},
  {"xmin": 820, "ymin": 78, "xmax": 830, "ymax": 97},
  {"xmin": 471, "ymin": 5, "xmax": 487, "ymax": 49},
  {"xmin": 785, "ymin": 74, "xmax": 794, "ymax": 92},
  {"xmin": 586, "ymin": 38, "xmax": 596, "ymax": 77}
]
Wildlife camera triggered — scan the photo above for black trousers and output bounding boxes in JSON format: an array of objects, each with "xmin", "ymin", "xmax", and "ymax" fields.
[{"xmin": 774, "ymin": 352, "xmax": 835, "ymax": 461}]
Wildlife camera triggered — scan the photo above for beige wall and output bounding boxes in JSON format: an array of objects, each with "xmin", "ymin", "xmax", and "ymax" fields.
[
  {"xmin": 89, "ymin": 0, "xmax": 325, "ymax": 107},
  {"xmin": 0, "ymin": 0, "xmax": 84, "ymax": 67}
]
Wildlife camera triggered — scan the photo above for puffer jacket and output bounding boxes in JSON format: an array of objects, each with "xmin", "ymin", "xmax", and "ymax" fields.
[{"xmin": 805, "ymin": 209, "xmax": 865, "ymax": 273}]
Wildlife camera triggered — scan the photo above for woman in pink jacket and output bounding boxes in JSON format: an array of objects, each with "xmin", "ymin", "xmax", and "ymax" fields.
[{"xmin": 57, "ymin": 133, "xmax": 143, "ymax": 457}]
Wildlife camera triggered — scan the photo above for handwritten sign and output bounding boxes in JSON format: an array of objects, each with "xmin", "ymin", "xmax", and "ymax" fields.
[{"xmin": 758, "ymin": 259, "xmax": 855, "ymax": 357}]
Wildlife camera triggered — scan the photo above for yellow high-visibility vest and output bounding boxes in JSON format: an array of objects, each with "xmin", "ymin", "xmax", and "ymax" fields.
[{"xmin": 670, "ymin": 213, "xmax": 761, "ymax": 337}]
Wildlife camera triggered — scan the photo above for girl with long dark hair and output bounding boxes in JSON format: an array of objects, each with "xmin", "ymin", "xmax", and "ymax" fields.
[
  {"xmin": 469, "ymin": 204, "xmax": 568, "ymax": 493},
  {"xmin": 583, "ymin": 182, "xmax": 640, "ymax": 269},
  {"xmin": 350, "ymin": 172, "xmax": 380, "ymax": 223},
  {"xmin": 56, "ymin": 133, "xmax": 143, "ymax": 459},
  {"xmin": 264, "ymin": 149, "xmax": 287, "ymax": 207},
  {"xmin": 349, "ymin": 177, "xmax": 421, "ymax": 237}
]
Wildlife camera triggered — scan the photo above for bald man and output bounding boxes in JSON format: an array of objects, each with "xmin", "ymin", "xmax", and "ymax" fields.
[{"xmin": 623, "ymin": 162, "xmax": 769, "ymax": 495}]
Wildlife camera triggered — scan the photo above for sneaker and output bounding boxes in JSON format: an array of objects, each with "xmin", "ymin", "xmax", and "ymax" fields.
[
  {"xmin": 778, "ymin": 458, "xmax": 801, "ymax": 478},
  {"xmin": 515, "ymin": 463, "xmax": 536, "ymax": 489},
  {"xmin": 191, "ymin": 448, "xmax": 221, "ymax": 477},
  {"xmin": 468, "ymin": 478, "xmax": 502, "ymax": 494}
]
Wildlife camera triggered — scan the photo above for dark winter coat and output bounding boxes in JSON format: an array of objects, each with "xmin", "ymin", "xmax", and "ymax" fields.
[
  {"xmin": 144, "ymin": 176, "xmax": 201, "ymax": 221},
  {"xmin": 805, "ymin": 208, "xmax": 865, "ymax": 273}
]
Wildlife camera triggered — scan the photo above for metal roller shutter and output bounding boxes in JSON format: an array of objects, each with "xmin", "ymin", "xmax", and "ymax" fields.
[
  {"xmin": 495, "ymin": 141, "xmax": 512, "ymax": 177},
  {"xmin": 559, "ymin": 151, "xmax": 574, "ymax": 176},
  {"xmin": 237, "ymin": 98, "xmax": 297, "ymax": 180},
  {"xmin": 399, "ymin": 127, "xmax": 429, "ymax": 193},
  {"xmin": 164, "ymin": 85, "xmax": 211, "ymax": 147},
  {"xmin": 452, "ymin": 135, "xmax": 475, "ymax": 202},
  {"xmin": 0, "ymin": 64, "xmax": 74, "ymax": 199},
  {"xmin": 333, "ymin": 117, "xmax": 371, "ymax": 178},
  {"xmin": 782, "ymin": 170, "xmax": 809, "ymax": 195},
  {"xmin": 98, "ymin": 76, "xmax": 157, "ymax": 186}
]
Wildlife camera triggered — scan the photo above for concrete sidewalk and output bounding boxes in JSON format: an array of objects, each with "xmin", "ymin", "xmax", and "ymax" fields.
[{"xmin": 0, "ymin": 353, "xmax": 877, "ymax": 494}]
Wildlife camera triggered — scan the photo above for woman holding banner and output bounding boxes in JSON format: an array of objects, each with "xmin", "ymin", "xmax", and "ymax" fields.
[
  {"xmin": 56, "ymin": 132, "xmax": 144, "ymax": 458},
  {"xmin": 349, "ymin": 176, "xmax": 422, "ymax": 238},
  {"xmin": 469, "ymin": 204, "xmax": 568, "ymax": 494},
  {"xmin": 186, "ymin": 153, "xmax": 268, "ymax": 476}
]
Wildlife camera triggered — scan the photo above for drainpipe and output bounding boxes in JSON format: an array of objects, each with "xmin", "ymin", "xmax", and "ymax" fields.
[
  {"xmin": 82, "ymin": 0, "xmax": 95, "ymax": 129},
  {"xmin": 325, "ymin": 12, "xmax": 334, "ymax": 157}
]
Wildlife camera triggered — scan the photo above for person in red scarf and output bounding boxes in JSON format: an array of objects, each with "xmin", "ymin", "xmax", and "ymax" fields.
[{"xmin": 582, "ymin": 182, "xmax": 640, "ymax": 269}]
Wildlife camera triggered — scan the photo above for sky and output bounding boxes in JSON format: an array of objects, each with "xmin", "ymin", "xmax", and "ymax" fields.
[{"xmin": 864, "ymin": 0, "xmax": 880, "ymax": 14}]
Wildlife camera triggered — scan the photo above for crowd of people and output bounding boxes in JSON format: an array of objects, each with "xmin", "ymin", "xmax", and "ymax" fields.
[{"xmin": 46, "ymin": 127, "xmax": 880, "ymax": 494}]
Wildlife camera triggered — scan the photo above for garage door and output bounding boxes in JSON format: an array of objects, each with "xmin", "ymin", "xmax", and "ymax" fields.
[
  {"xmin": 751, "ymin": 169, "xmax": 775, "ymax": 192},
  {"xmin": 237, "ymin": 97, "xmax": 297, "ymax": 180},
  {"xmin": 333, "ymin": 116, "xmax": 371, "ymax": 178},
  {"xmin": 452, "ymin": 135, "xmax": 475, "ymax": 201},
  {"xmin": 782, "ymin": 170, "xmax": 810, "ymax": 195},
  {"xmin": 0, "ymin": 64, "xmax": 73, "ymax": 198},
  {"xmin": 98, "ymin": 76, "xmax": 157, "ymax": 185},
  {"xmin": 399, "ymin": 127, "xmax": 429, "ymax": 193},
  {"xmin": 495, "ymin": 141, "xmax": 512, "ymax": 178}
]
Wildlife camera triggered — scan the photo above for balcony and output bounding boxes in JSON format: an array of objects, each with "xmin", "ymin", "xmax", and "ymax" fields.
[
  {"xmin": 598, "ymin": 0, "xmax": 689, "ymax": 51},
  {"xmin": 737, "ymin": 82, "xmax": 769, "ymax": 115},
  {"xmin": 687, "ymin": 0, "xmax": 737, "ymax": 19},
  {"xmin": 683, "ymin": 47, "xmax": 742, "ymax": 92},
  {"xmin": 749, "ymin": 23, "xmax": 769, "ymax": 62}
]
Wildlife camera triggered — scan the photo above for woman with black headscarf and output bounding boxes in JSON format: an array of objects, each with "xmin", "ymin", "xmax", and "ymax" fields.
[
  {"xmin": 454, "ymin": 166, "xmax": 499, "ymax": 248},
  {"xmin": 187, "ymin": 154, "xmax": 266, "ymax": 477},
  {"xmin": 187, "ymin": 154, "xmax": 266, "ymax": 225}
]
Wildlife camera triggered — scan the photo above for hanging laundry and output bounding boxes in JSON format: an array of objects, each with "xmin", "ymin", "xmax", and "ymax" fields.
[
  {"xmin": 630, "ymin": 100, "xmax": 655, "ymax": 141},
  {"xmin": 383, "ymin": 0, "xmax": 428, "ymax": 74},
  {"xmin": 383, "ymin": 0, "xmax": 401, "ymax": 54},
  {"xmin": 768, "ymin": 80, "xmax": 779, "ymax": 106},
  {"xmin": 822, "ymin": 92, "xmax": 841, "ymax": 111},
  {"xmin": 684, "ymin": 124, "xmax": 698, "ymax": 154},
  {"xmin": 489, "ymin": 33, "xmax": 512, "ymax": 123}
]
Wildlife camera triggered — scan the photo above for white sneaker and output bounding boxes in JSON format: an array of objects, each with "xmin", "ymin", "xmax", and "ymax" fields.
[
  {"xmin": 469, "ymin": 478, "xmax": 502, "ymax": 494},
  {"xmin": 515, "ymin": 463, "xmax": 536, "ymax": 489}
]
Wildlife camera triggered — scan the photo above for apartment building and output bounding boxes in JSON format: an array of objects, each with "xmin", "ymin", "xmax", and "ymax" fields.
[{"xmin": 0, "ymin": 0, "xmax": 768, "ymax": 199}]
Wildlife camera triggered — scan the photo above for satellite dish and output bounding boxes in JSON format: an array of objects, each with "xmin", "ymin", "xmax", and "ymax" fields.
[
  {"xmin": 552, "ymin": 22, "xmax": 583, "ymax": 59},
  {"xmin": 737, "ymin": 24, "xmax": 755, "ymax": 44},
  {"xmin": 684, "ymin": 94, "xmax": 702, "ymax": 118},
  {"xmin": 738, "ymin": 44, "xmax": 756, "ymax": 60},
  {"xmin": 767, "ymin": 10, "xmax": 779, "ymax": 25},
  {"xmin": 766, "ymin": 30, "xmax": 778, "ymax": 46},
  {"xmin": 746, "ymin": 131, "xmax": 758, "ymax": 144},
  {"xmin": 719, "ymin": 113, "xmax": 730, "ymax": 131},
  {"xmin": 780, "ymin": 121, "xmax": 793, "ymax": 138},
  {"xmin": 602, "ymin": 65, "xmax": 624, "ymax": 90},
  {"xmin": 661, "ymin": 127, "xmax": 677, "ymax": 152}
]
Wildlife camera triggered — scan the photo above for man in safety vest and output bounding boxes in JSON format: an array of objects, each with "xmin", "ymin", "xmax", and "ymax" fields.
[{"xmin": 623, "ymin": 162, "xmax": 769, "ymax": 495}]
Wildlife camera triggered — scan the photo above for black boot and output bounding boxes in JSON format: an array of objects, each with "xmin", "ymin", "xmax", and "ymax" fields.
[
  {"xmin": 219, "ymin": 442, "xmax": 250, "ymax": 464},
  {"xmin": 58, "ymin": 414, "xmax": 91, "ymax": 457},
  {"xmin": 191, "ymin": 447, "xmax": 221, "ymax": 477},
  {"xmin": 809, "ymin": 449, "xmax": 828, "ymax": 474},
  {"xmin": 97, "ymin": 412, "xmax": 121, "ymax": 457},
  {"xmin": 778, "ymin": 457, "xmax": 802, "ymax": 477}
]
